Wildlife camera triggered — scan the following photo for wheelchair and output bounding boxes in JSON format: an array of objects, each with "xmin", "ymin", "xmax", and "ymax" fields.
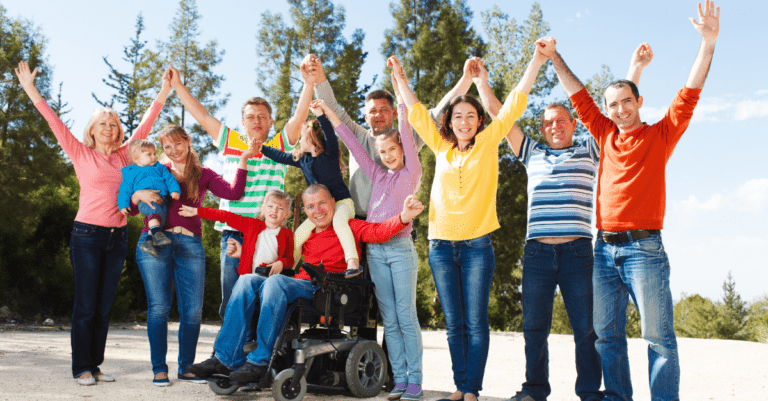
[{"xmin": 207, "ymin": 261, "xmax": 388, "ymax": 401}]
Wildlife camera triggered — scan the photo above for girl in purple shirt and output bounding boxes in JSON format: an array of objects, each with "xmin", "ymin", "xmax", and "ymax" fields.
[{"xmin": 312, "ymin": 70, "xmax": 424, "ymax": 400}]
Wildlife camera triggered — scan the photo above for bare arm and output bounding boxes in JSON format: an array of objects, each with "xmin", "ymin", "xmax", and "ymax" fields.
[
  {"xmin": 626, "ymin": 43, "xmax": 654, "ymax": 85},
  {"xmin": 432, "ymin": 58, "xmax": 476, "ymax": 114},
  {"xmin": 686, "ymin": 1, "xmax": 720, "ymax": 89},
  {"xmin": 282, "ymin": 63, "xmax": 315, "ymax": 146},
  {"xmin": 169, "ymin": 66, "xmax": 222, "ymax": 142},
  {"xmin": 537, "ymin": 37, "xmax": 585, "ymax": 97},
  {"xmin": 473, "ymin": 59, "xmax": 503, "ymax": 119},
  {"xmin": 388, "ymin": 56, "xmax": 420, "ymax": 109}
]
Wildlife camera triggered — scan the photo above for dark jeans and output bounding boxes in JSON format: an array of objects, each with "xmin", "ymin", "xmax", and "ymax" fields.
[
  {"xmin": 521, "ymin": 238, "xmax": 603, "ymax": 401},
  {"xmin": 69, "ymin": 221, "xmax": 128, "ymax": 378},
  {"xmin": 219, "ymin": 229, "xmax": 243, "ymax": 319}
]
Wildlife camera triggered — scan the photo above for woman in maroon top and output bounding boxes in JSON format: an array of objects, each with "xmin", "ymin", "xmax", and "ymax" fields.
[{"xmin": 130, "ymin": 125, "xmax": 259, "ymax": 386}]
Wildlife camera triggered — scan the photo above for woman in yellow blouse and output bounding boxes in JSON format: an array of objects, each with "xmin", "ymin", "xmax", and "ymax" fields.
[{"xmin": 388, "ymin": 46, "xmax": 546, "ymax": 401}]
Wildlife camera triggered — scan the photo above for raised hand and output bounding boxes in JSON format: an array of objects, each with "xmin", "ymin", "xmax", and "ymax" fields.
[
  {"xmin": 400, "ymin": 194, "xmax": 425, "ymax": 224},
  {"xmin": 309, "ymin": 99, "xmax": 327, "ymax": 117},
  {"xmin": 535, "ymin": 37, "xmax": 557, "ymax": 59},
  {"xmin": 388, "ymin": 56, "xmax": 407, "ymax": 85},
  {"xmin": 300, "ymin": 60, "xmax": 315, "ymax": 85},
  {"xmin": 162, "ymin": 66, "xmax": 173, "ymax": 91},
  {"xmin": 14, "ymin": 61, "xmax": 38, "ymax": 89},
  {"xmin": 463, "ymin": 57, "xmax": 478, "ymax": 79},
  {"xmin": 390, "ymin": 70, "xmax": 403, "ymax": 104},
  {"xmin": 690, "ymin": 1, "xmax": 720, "ymax": 42},
  {"xmin": 630, "ymin": 43, "xmax": 654, "ymax": 69},
  {"xmin": 532, "ymin": 44, "xmax": 548, "ymax": 66},
  {"xmin": 168, "ymin": 66, "xmax": 183, "ymax": 89},
  {"xmin": 178, "ymin": 205, "xmax": 198, "ymax": 217},
  {"xmin": 303, "ymin": 54, "xmax": 327, "ymax": 83}
]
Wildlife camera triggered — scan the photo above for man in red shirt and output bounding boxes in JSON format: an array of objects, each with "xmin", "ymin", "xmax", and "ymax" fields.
[
  {"xmin": 533, "ymin": 2, "xmax": 720, "ymax": 401},
  {"xmin": 188, "ymin": 184, "xmax": 424, "ymax": 384}
]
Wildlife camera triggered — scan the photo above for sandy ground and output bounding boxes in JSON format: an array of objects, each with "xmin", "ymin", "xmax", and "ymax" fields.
[{"xmin": 0, "ymin": 322, "xmax": 766, "ymax": 400}]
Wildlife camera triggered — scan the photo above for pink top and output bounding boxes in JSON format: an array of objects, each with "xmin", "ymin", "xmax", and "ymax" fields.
[{"xmin": 35, "ymin": 100, "xmax": 163, "ymax": 227}]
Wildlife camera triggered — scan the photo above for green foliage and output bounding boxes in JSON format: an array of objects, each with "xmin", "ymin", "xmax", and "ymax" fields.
[
  {"xmin": 625, "ymin": 302, "xmax": 641, "ymax": 338},
  {"xmin": 674, "ymin": 293, "xmax": 719, "ymax": 338},
  {"xmin": 92, "ymin": 13, "xmax": 159, "ymax": 138},
  {"xmin": 152, "ymin": 0, "xmax": 228, "ymax": 159},
  {"xmin": 744, "ymin": 296, "xmax": 768, "ymax": 343},
  {"xmin": 550, "ymin": 291, "xmax": 573, "ymax": 335}
]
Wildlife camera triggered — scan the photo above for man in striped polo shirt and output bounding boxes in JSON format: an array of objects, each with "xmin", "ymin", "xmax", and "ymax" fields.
[
  {"xmin": 171, "ymin": 65, "xmax": 314, "ymax": 318},
  {"xmin": 470, "ymin": 45, "xmax": 651, "ymax": 401}
]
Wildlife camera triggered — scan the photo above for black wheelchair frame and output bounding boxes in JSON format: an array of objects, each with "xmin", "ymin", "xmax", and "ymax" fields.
[{"xmin": 207, "ymin": 261, "xmax": 389, "ymax": 401}]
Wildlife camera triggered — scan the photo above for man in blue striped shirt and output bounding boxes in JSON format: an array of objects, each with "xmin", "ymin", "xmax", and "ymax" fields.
[{"xmin": 472, "ymin": 43, "xmax": 652, "ymax": 401}]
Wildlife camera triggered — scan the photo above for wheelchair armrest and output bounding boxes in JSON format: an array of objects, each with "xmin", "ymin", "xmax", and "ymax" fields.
[
  {"xmin": 300, "ymin": 262, "xmax": 326, "ymax": 283},
  {"xmin": 252, "ymin": 266, "xmax": 297, "ymax": 278}
]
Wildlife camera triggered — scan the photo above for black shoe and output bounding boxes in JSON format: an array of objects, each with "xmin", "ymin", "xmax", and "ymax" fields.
[
  {"xmin": 187, "ymin": 357, "xmax": 231, "ymax": 379},
  {"xmin": 139, "ymin": 240, "xmax": 158, "ymax": 257},
  {"xmin": 229, "ymin": 362, "xmax": 267, "ymax": 384},
  {"xmin": 344, "ymin": 266, "xmax": 364, "ymax": 278}
]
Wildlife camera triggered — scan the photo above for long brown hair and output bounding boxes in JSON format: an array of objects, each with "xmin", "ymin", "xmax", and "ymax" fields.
[
  {"xmin": 157, "ymin": 125, "xmax": 203, "ymax": 202},
  {"xmin": 438, "ymin": 95, "xmax": 487, "ymax": 149}
]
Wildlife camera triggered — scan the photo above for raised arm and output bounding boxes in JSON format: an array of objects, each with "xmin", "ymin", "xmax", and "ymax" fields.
[
  {"xmin": 686, "ymin": 1, "xmax": 720, "ymax": 89},
  {"xmin": 305, "ymin": 54, "xmax": 369, "ymax": 140},
  {"xmin": 392, "ymin": 74, "xmax": 420, "ymax": 175},
  {"xmin": 281, "ymin": 63, "xmax": 315, "ymax": 146},
  {"xmin": 537, "ymin": 37, "xmax": 586, "ymax": 97},
  {"xmin": 316, "ymin": 99, "xmax": 380, "ymax": 180},
  {"xmin": 626, "ymin": 43, "xmax": 654, "ymax": 85},
  {"xmin": 388, "ymin": 56, "xmax": 420, "ymax": 109},
  {"xmin": 128, "ymin": 67, "xmax": 173, "ymax": 143},
  {"xmin": 432, "ymin": 58, "xmax": 476, "ymax": 116},
  {"xmin": 14, "ymin": 61, "xmax": 43, "ymax": 104},
  {"xmin": 169, "ymin": 66, "xmax": 222, "ymax": 142}
]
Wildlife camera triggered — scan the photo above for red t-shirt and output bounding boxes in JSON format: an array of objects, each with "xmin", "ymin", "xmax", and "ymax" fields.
[
  {"xmin": 293, "ymin": 215, "xmax": 407, "ymax": 280},
  {"xmin": 571, "ymin": 87, "xmax": 701, "ymax": 231}
]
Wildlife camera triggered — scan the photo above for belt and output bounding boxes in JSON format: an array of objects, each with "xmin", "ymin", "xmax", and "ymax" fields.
[
  {"xmin": 601, "ymin": 229, "xmax": 660, "ymax": 244},
  {"xmin": 165, "ymin": 226, "xmax": 195, "ymax": 237}
]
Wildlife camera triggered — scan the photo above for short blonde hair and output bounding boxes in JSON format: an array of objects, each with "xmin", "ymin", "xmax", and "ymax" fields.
[
  {"xmin": 127, "ymin": 139, "xmax": 156, "ymax": 165},
  {"xmin": 258, "ymin": 190, "xmax": 293, "ymax": 226},
  {"xmin": 82, "ymin": 108, "xmax": 124, "ymax": 150}
]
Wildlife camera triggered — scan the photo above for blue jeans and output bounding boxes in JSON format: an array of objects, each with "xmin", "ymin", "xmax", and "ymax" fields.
[
  {"xmin": 69, "ymin": 222, "xmax": 128, "ymax": 378},
  {"xmin": 429, "ymin": 234, "xmax": 495, "ymax": 397},
  {"xmin": 521, "ymin": 239, "xmax": 602, "ymax": 401},
  {"xmin": 215, "ymin": 274, "xmax": 316, "ymax": 369},
  {"xmin": 219, "ymin": 229, "xmax": 243, "ymax": 319},
  {"xmin": 136, "ymin": 232, "xmax": 205, "ymax": 375},
  {"xmin": 593, "ymin": 232, "xmax": 679, "ymax": 401},
  {"xmin": 137, "ymin": 198, "xmax": 169, "ymax": 229},
  {"xmin": 368, "ymin": 237, "xmax": 423, "ymax": 385}
]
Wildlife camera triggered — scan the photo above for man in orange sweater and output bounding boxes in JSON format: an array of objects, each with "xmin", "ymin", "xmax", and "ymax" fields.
[{"xmin": 534, "ymin": 2, "xmax": 720, "ymax": 401}]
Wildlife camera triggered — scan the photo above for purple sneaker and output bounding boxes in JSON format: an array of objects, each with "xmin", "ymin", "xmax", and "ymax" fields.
[
  {"xmin": 401, "ymin": 383, "xmax": 423, "ymax": 400},
  {"xmin": 388, "ymin": 382, "xmax": 407, "ymax": 400}
]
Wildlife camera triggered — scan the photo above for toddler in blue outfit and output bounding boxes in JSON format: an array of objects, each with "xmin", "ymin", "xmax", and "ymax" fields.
[{"xmin": 119, "ymin": 139, "xmax": 181, "ymax": 257}]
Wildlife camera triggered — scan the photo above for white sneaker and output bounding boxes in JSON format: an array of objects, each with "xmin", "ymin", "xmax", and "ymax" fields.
[
  {"xmin": 76, "ymin": 373, "xmax": 95, "ymax": 386},
  {"xmin": 95, "ymin": 373, "xmax": 115, "ymax": 382}
]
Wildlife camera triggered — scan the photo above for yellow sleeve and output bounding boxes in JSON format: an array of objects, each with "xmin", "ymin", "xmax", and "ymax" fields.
[
  {"xmin": 407, "ymin": 103, "xmax": 442, "ymax": 152},
  {"xmin": 486, "ymin": 90, "xmax": 528, "ymax": 144}
]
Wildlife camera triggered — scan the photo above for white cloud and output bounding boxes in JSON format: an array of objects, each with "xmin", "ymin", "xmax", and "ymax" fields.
[
  {"xmin": 672, "ymin": 179, "xmax": 768, "ymax": 215},
  {"xmin": 756, "ymin": 89, "xmax": 768, "ymax": 96},
  {"xmin": 733, "ymin": 179, "xmax": 768, "ymax": 211},
  {"xmin": 576, "ymin": 12, "xmax": 582, "ymax": 18},
  {"xmin": 734, "ymin": 100, "xmax": 768, "ymax": 121},
  {"xmin": 639, "ymin": 106, "xmax": 667, "ymax": 122}
]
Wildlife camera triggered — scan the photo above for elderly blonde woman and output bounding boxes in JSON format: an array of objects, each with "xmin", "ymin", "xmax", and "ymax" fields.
[{"xmin": 15, "ymin": 61, "xmax": 172, "ymax": 386}]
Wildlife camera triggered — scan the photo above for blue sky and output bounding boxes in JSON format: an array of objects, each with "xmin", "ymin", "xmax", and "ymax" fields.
[{"xmin": 4, "ymin": 0, "xmax": 766, "ymax": 302}]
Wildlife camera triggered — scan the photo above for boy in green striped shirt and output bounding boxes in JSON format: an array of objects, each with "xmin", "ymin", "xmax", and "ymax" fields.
[{"xmin": 170, "ymin": 65, "xmax": 313, "ymax": 317}]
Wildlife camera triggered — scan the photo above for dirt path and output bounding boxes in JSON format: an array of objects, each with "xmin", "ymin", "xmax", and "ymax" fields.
[{"xmin": 0, "ymin": 323, "xmax": 766, "ymax": 400}]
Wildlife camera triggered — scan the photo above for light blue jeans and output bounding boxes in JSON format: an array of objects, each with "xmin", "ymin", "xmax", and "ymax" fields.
[
  {"xmin": 215, "ymin": 274, "xmax": 316, "ymax": 369},
  {"xmin": 219, "ymin": 229, "xmax": 243, "ymax": 319},
  {"xmin": 136, "ymin": 232, "xmax": 205, "ymax": 375},
  {"xmin": 367, "ymin": 237, "xmax": 423, "ymax": 385},
  {"xmin": 593, "ymin": 232, "xmax": 679, "ymax": 401},
  {"xmin": 429, "ymin": 234, "xmax": 495, "ymax": 397}
]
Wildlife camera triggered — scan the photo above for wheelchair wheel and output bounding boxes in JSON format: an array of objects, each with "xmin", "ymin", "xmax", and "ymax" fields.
[
  {"xmin": 208, "ymin": 379, "xmax": 238, "ymax": 395},
  {"xmin": 345, "ymin": 341, "xmax": 387, "ymax": 398},
  {"xmin": 272, "ymin": 368, "xmax": 307, "ymax": 401}
]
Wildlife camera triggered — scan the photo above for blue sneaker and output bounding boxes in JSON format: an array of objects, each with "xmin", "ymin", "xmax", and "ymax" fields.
[
  {"xmin": 401, "ymin": 383, "xmax": 423, "ymax": 400},
  {"xmin": 388, "ymin": 382, "xmax": 407, "ymax": 400}
]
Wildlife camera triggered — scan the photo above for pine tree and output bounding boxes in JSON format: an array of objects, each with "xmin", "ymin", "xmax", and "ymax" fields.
[
  {"xmin": 716, "ymin": 271, "xmax": 748, "ymax": 340},
  {"xmin": 381, "ymin": 0, "xmax": 484, "ymax": 326},
  {"xmin": 152, "ymin": 0, "xmax": 228, "ymax": 159},
  {"xmin": 92, "ymin": 13, "xmax": 158, "ymax": 138}
]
